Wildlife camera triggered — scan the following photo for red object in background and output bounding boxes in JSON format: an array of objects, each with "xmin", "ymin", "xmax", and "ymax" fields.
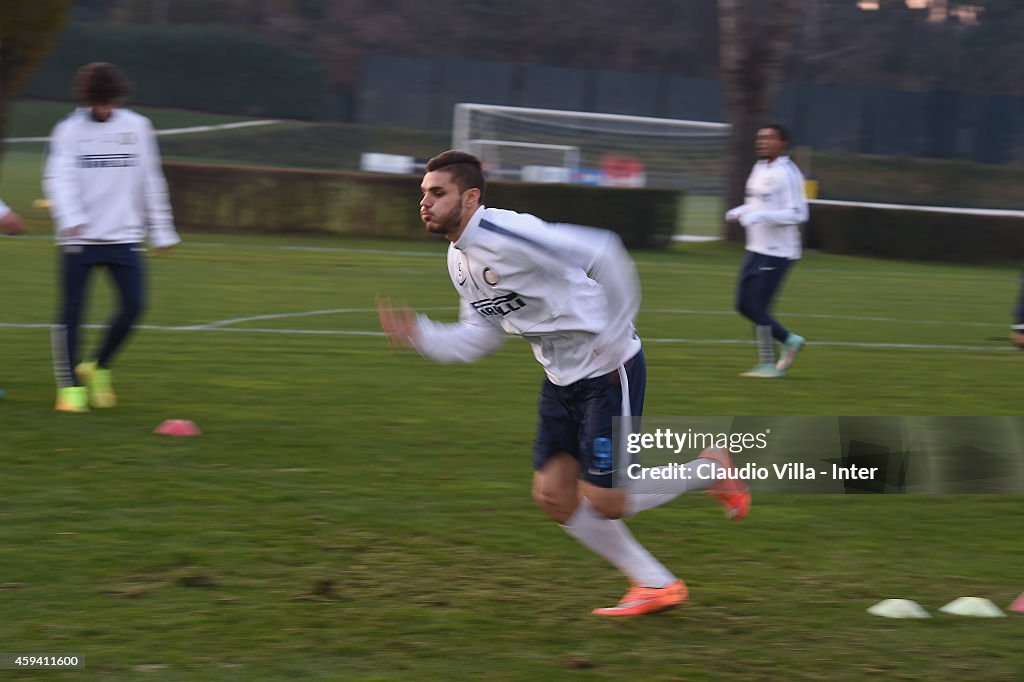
[
  {"xmin": 154, "ymin": 419, "xmax": 202, "ymax": 437},
  {"xmin": 600, "ymin": 154, "xmax": 647, "ymax": 187}
]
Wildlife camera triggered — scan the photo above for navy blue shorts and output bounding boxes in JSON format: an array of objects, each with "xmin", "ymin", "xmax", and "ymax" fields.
[{"xmin": 532, "ymin": 350, "xmax": 646, "ymax": 488}]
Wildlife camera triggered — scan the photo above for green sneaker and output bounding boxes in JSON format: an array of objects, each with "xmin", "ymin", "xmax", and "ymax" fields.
[
  {"xmin": 776, "ymin": 334, "xmax": 806, "ymax": 371},
  {"xmin": 740, "ymin": 363, "xmax": 784, "ymax": 378},
  {"xmin": 76, "ymin": 361, "xmax": 117, "ymax": 408},
  {"xmin": 55, "ymin": 386, "xmax": 89, "ymax": 413}
]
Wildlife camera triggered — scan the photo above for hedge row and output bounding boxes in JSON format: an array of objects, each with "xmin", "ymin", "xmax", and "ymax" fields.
[
  {"xmin": 163, "ymin": 163, "xmax": 681, "ymax": 249},
  {"xmin": 814, "ymin": 152, "xmax": 1024, "ymax": 211},
  {"xmin": 806, "ymin": 202, "xmax": 1024, "ymax": 264}
]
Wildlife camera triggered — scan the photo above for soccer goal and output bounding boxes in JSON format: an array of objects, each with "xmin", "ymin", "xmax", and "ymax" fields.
[{"xmin": 452, "ymin": 103, "xmax": 730, "ymax": 194}]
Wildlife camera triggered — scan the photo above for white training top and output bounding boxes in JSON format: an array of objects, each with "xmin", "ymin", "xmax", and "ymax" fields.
[
  {"xmin": 414, "ymin": 206, "xmax": 643, "ymax": 386},
  {"xmin": 741, "ymin": 155, "xmax": 808, "ymax": 260},
  {"xmin": 43, "ymin": 107, "xmax": 180, "ymax": 248}
]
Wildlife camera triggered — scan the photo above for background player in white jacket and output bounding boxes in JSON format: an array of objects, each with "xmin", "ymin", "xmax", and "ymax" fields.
[
  {"xmin": 726, "ymin": 124, "xmax": 808, "ymax": 378},
  {"xmin": 44, "ymin": 62, "xmax": 180, "ymax": 412},
  {"xmin": 379, "ymin": 150, "xmax": 750, "ymax": 616}
]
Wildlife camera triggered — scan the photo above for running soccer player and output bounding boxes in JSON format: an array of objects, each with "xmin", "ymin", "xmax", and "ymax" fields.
[
  {"xmin": 725, "ymin": 124, "xmax": 808, "ymax": 378},
  {"xmin": 44, "ymin": 62, "xmax": 180, "ymax": 412},
  {"xmin": 378, "ymin": 150, "xmax": 750, "ymax": 616}
]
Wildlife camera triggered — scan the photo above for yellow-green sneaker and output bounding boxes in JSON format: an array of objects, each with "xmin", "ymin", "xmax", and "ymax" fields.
[
  {"xmin": 55, "ymin": 386, "xmax": 89, "ymax": 413},
  {"xmin": 76, "ymin": 361, "xmax": 117, "ymax": 408}
]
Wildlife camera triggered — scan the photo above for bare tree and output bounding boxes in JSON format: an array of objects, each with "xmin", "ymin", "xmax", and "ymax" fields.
[
  {"xmin": 718, "ymin": 0, "xmax": 803, "ymax": 241},
  {"xmin": 0, "ymin": 0, "xmax": 71, "ymax": 169}
]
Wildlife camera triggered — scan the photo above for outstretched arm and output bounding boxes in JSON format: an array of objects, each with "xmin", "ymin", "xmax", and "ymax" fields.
[
  {"xmin": 141, "ymin": 120, "xmax": 180, "ymax": 250},
  {"xmin": 377, "ymin": 296, "xmax": 505, "ymax": 363},
  {"xmin": 0, "ymin": 201, "xmax": 26, "ymax": 236}
]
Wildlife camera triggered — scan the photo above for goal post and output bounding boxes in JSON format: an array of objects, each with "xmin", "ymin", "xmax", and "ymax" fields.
[
  {"xmin": 466, "ymin": 139, "xmax": 580, "ymax": 182},
  {"xmin": 452, "ymin": 103, "xmax": 730, "ymax": 194}
]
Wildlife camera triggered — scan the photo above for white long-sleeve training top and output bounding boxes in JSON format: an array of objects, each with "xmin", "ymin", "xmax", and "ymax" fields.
[
  {"xmin": 414, "ymin": 206, "xmax": 643, "ymax": 386},
  {"xmin": 43, "ymin": 107, "xmax": 180, "ymax": 248},
  {"xmin": 740, "ymin": 155, "xmax": 808, "ymax": 260}
]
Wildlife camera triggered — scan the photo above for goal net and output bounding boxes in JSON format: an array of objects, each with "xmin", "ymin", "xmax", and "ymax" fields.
[{"xmin": 452, "ymin": 103, "xmax": 729, "ymax": 194}]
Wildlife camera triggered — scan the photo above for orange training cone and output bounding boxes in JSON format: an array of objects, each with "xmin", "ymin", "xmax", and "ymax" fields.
[
  {"xmin": 154, "ymin": 419, "xmax": 201, "ymax": 437},
  {"xmin": 1008, "ymin": 593, "xmax": 1024, "ymax": 614}
]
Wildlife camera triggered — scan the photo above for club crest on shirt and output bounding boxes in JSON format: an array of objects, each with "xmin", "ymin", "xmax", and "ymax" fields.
[{"xmin": 482, "ymin": 268, "xmax": 499, "ymax": 286}]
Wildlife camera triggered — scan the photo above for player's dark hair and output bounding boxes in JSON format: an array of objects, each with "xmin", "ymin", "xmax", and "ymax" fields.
[
  {"xmin": 73, "ymin": 62, "xmax": 130, "ymax": 106},
  {"xmin": 425, "ymin": 150, "xmax": 486, "ymax": 201},
  {"xmin": 765, "ymin": 123, "xmax": 791, "ymax": 143}
]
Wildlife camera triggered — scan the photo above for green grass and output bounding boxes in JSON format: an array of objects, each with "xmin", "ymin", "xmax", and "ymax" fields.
[{"xmin": 0, "ymin": 231, "xmax": 1022, "ymax": 681}]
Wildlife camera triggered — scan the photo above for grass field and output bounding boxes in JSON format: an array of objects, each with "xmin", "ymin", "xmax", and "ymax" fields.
[
  {"xmin": 1, "ymin": 229, "xmax": 1022, "ymax": 681},
  {"xmin": 2, "ymin": 101, "xmax": 1022, "ymax": 680}
]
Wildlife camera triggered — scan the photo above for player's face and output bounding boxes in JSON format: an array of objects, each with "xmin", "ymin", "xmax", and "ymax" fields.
[
  {"xmin": 420, "ymin": 170, "xmax": 468, "ymax": 238},
  {"xmin": 756, "ymin": 128, "xmax": 785, "ymax": 160},
  {"xmin": 91, "ymin": 103, "xmax": 115, "ymax": 122}
]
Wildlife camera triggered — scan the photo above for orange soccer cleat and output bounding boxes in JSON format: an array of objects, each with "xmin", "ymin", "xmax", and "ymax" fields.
[
  {"xmin": 701, "ymin": 447, "xmax": 751, "ymax": 521},
  {"xmin": 592, "ymin": 579, "xmax": 688, "ymax": 616}
]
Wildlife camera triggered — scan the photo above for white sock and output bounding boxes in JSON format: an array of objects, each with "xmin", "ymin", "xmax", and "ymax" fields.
[
  {"xmin": 756, "ymin": 325, "xmax": 775, "ymax": 365},
  {"xmin": 624, "ymin": 457, "xmax": 719, "ymax": 516},
  {"xmin": 562, "ymin": 498, "xmax": 676, "ymax": 588}
]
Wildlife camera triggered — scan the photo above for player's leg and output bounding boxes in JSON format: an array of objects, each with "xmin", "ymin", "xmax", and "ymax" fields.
[
  {"xmin": 82, "ymin": 245, "xmax": 145, "ymax": 407},
  {"xmin": 531, "ymin": 372, "xmax": 680, "ymax": 614},
  {"xmin": 53, "ymin": 246, "xmax": 93, "ymax": 412},
  {"xmin": 734, "ymin": 250, "xmax": 759, "ymax": 324},
  {"xmin": 96, "ymin": 244, "xmax": 145, "ymax": 367},
  {"xmin": 579, "ymin": 350, "xmax": 750, "ymax": 520},
  {"xmin": 737, "ymin": 254, "xmax": 784, "ymax": 376},
  {"xmin": 757, "ymin": 257, "xmax": 805, "ymax": 370},
  {"xmin": 736, "ymin": 253, "xmax": 776, "ymax": 372},
  {"xmin": 533, "ymin": 454, "xmax": 677, "ymax": 593},
  {"xmin": 532, "ymin": 451, "xmax": 581, "ymax": 524},
  {"xmin": 756, "ymin": 256, "xmax": 793, "ymax": 343},
  {"xmin": 571, "ymin": 351, "xmax": 688, "ymax": 615}
]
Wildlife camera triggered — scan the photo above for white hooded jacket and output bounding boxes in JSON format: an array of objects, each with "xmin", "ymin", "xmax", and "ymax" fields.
[
  {"xmin": 43, "ymin": 107, "xmax": 180, "ymax": 249},
  {"xmin": 414, "ymin": 206, "xmax": 642, "ymax": 386}
]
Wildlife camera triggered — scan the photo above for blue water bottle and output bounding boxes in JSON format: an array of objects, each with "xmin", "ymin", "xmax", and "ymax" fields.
[{"xmin": 592, "ymin": 437, "xmax": 613, "ymax": 473}]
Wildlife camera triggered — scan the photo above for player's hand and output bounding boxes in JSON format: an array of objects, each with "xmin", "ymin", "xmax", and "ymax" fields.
[
  {"xmin": 58, "ymin": 224, "xmax": 85, "ymax": 239},
  {"xmin": 1012, "ymin": 330, "xmax": 1024, "ymax": 349},
  {"xmin": 376, "ymin": 295, "xmax": 419, "ymax": 349},
  {"xmin": 725, "ymin": 205, "xmax": 749, "ymax": 222},
  {"xmin": 739, "ymin": 211, "xmax": 762, "ymax": 228},
  {"xmin": 0, "ymin": 212, "xmax": 27, "ymax": 236}
]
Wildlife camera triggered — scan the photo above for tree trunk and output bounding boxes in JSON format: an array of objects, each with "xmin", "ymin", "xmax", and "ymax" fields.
[
  {"xmin": 0, "ymin": 1, "xmax": 72, "ymax": 169},
  {"xmin": 718, "ymin": 0, "xmax": 803, "ymax": 241}
]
